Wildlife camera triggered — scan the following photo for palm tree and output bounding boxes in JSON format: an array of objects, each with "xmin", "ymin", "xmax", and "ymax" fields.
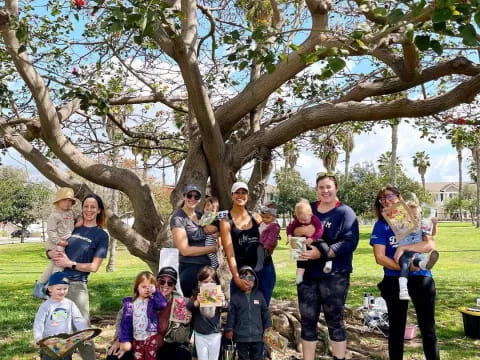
[
  {"xmin": 283, "ymin": 141, "xmax": 299, "ymax": 169},
  {"xmin": 412, "ymin": 151, "xmax": 431, "ymax": 190},
  {"xmin": 318, "ymin": 137, "xmax": 339, "ymax": 172},
  {"xmin": 338, "ymin": 128, "xmax": 355, "ymax": 181},
  {"xmin": 451, "ymin": 127, "xmax": 468, "ymax": 221},
  {"xmin": 467, "ymin": 131, "xmax": 480, "ymax": 228},
  {"xmin": 378, "ymin": 151, "xmax": 402, "ymax": 180},
  {"xmin": 390, "ymin": 120, "xmax": 400, "ymax": 186}
]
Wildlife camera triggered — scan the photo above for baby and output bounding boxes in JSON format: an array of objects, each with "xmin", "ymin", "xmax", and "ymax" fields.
[{"xmin": 199, "ymin": 196, "xmax": 220, "ymax": 269}]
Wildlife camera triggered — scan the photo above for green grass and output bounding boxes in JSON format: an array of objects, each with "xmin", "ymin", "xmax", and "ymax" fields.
[{"xmin": 1, "ymin": 223, "xmax": 480, "ymax": 359}]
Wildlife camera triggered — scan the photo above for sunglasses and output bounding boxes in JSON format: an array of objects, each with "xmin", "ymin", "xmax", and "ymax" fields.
[
  {"xmin": 240, "ymin": 274, "xmax": 256, "ymax": 282},
  {"xmin": 317, "ymin": 171, "xmax": 335, "ymax": 177},
  {"xmin": 380, "ymin": 193, "xmax": 396, "ymax": 202},
  {"xmin": 186, "ymin": 192, "xmax": 201, "ymax": 200},
  {"xmin": 158, "ymin": 279, "xmax": 175, "ymax": 287}
]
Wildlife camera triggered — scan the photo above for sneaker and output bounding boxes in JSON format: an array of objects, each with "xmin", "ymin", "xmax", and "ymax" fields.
[
  {"xmin": 422, "ymin": 250, "xmax": 439, "ymax": 270},
  {"xmin": 33, "ymin": 281, "xmax": 48, "ymax": 300},
  {"xmin": 399, "ymin": 287, "xmax": 411, "ymax": 301}
]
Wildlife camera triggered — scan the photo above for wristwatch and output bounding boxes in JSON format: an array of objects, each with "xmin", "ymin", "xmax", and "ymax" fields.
[{"xmin": 71, "ymin": 261, "xmax": 77, "ymax": 270}]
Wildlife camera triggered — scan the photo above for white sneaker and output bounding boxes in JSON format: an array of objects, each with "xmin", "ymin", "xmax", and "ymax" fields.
[
  {"xmin": 420, "ymin": 250, "xmax": 439, "ymax": 270},
  {"xmin": 399, "ymin": 287, "xmax": 411, "ymax": 301}
]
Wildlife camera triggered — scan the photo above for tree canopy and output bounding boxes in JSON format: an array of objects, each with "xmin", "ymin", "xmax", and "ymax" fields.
[{"xmin": 1, "ymin": 0, "xmax": 480, "ymax": 267}]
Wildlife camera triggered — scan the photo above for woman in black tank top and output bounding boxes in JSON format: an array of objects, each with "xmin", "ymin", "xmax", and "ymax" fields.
[{"xmin": 220, "ymin": 182, "xmax": 276, "ymax": 305}]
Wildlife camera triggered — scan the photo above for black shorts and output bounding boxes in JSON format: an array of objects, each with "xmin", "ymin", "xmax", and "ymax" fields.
[{"xmin": 297, "ymin": 273, "xmax": 350, "ymax": 342}]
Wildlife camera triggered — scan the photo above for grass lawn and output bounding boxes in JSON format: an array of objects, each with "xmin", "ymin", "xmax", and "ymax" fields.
[{"xmin": 1, "ymin": 222, "xmax": 479, "ymax": 359}]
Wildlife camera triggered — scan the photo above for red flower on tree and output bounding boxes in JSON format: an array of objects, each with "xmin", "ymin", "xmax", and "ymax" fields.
[
  {"xmin": 456, "ymin": 118, "xmax": 466, "ymax": 125},
  {"xmin": 74, "ymin": 0, "xmax": 85, "ymax": 10}
]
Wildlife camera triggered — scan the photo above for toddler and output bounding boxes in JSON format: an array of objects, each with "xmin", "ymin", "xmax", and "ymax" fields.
[
  {"xmin": 259, "ymin": 202, "xmax": 281, "ymax": 256},
  {"xmin": 33, "ymin": 187, "xmax": 78, "ymax": 300},
  {"xmin": 225, "ymin": 266, "xmax": 272, "ymax": 360},
  {"xmin": 33, "ymin": 272, "xmax": 87, "ymax": 360},
  {"xmin": 397, "ymin": 200, "xmax": 439, "ymax": 300},
  {"xmin": 199, "ymin": 196, "xmax": 220, "ymax": 269},
  {"xmin": 119, "ymin": 271, "xmax": 168, "ymax": 360},
  {"xmin": 287, "ymin": 199, "xmax": 326, "ymax": 284},
  {"xmin": 187, "ymin": 266, "xmax": 225, "ymax": 360}
]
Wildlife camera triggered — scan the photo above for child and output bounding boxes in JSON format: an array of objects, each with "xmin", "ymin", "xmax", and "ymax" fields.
[
  {"xmin": 287, "ymin": 199, "xmax": 326, "ymax": 284},
  {"xmin": 397, "ymin": 200, "xmax": 439, "ymax": 300},
  {"xmin": 199, "ymin": 196, "xmax": 220, "ymax": 269},
  {"xmin": 259, "ymin": 202, "xmax": 281, "ymax": 257},
  {"xmin": 33, "ymin": 272, "xmax": 87, "ymax": 360},
  {"xmin": 33, "ymin": 187, "xmax": 78, "ymax": 300},
  {"xmin": 187, "ymin": 266, "xmax": 225, "ymax": 360},
  {"xmin": 118, "ymin": 271, "xmax": 168, "ymax": 360},
  {"xmin": 225, "ymin": 266, "xmax": 272, "ymax": 360}
]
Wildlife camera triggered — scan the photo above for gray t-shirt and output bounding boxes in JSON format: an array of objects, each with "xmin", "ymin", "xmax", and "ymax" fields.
[
  {"xmin": 33, "ymin": 298, "xmax": 87, "ymax": 342},
  {"xmin": 170, "ymin": 209, "xmax": 210, "ymax": 265}
]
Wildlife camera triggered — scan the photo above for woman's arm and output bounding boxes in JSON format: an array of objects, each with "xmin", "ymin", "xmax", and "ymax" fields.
[
  {"xmin": 394, "ymin": 234, "xmax": 435, "ymax": 262},
  {"xmin": 220, "ymin": 219, "xmax": 249, "ymax": 291},
  {"xmin": 373, "ymin": 244, "xmax": 401, "ymax": 271},
  {"xmin": 49, "ymin": 249, "xmax": 104, "ymax": 272},
  {"xmin": 172, "ymin": 228, "xmax": 217, "ymax": 257}
]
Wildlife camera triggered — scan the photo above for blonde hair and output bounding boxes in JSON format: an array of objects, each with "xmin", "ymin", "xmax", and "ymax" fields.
[
  {"xmin": 295, "ymin": 199, "xmax": 312, "ymax": 217},
  {"xmin": 406, "ymin": 200, "xmax": 421, "ymax": 220}
]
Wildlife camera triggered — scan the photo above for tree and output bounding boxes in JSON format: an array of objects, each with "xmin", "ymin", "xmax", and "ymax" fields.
[
  {"xmin": 338, "ymin": 128, "xmax": 355, "ymax": 181},
  {"xmin": 390, "ymin": 120, "xmax": 400, "ymax": 186},
  {"xmin": 2, "ymin": 1, "xmax": 480, "ymax": 268},
  {"xmin": 0, "ymin": 167, "xmax": 51, "ymax": 242},
  {"xmin": 412, "ymin": 151, "xmax": 431, "ymax": 190},
  {"xmin": 451, "ymin": 127, "xmax": 469, "ymax": 221},
  {"xmin": 274, "ymin": 168, "xmax": 316, "ymax": 223},
  {"xmin": 377, "ymin": 151, "xmax": 403, "ymax": 179}
]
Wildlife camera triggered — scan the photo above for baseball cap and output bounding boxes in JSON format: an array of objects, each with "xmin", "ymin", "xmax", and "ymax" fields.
[
  {"xmin": 183, "ymin": 184, "xmax": 202, "ymax": 196},
  {"xmin": 157, "ymin": 266, "xmax": 178, "ymax": 283},
  {"xmin": 231, "ymin": 182, "xmax": 249, "ymax": 193},
  {"xmin": 260, "ymin": 201, "xmax": 277, "ymax": 216},
  {"xmin": 48, "ymin": 272, "xmax": 70, "ymax": 287}
]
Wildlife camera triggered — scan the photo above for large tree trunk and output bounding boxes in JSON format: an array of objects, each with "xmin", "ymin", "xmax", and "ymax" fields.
[{"xmin": 106, "ymin": 188, "xmax": 119, "ymax": 272}]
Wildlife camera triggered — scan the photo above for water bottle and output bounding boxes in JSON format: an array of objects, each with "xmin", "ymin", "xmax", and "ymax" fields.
[
  {"xmin": 368, "ymin": 293, "xmax": 375, "ymax": 309},
  {"xmin": 363, "ymin": 293, "xmax": 369, "ymax": 308}
]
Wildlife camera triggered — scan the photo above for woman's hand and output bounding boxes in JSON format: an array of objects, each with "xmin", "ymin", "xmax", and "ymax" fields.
[
  {"xmin": 233, "ymin": 275, "xmax": 251, "ymax": 292},
  {"xmin": 119, "ymin": 341, "xmax": 132, "ymax": 352},
  {"xmin": 108, "ymin": 340, "xmax": 126, "ymax": 358},
  {"xmin": 196, "ymin": 294, "xmax": 206, "ymax": 306},
  {"xmin": 49, "ymin": 248, "xmax": 72, "ymax": 268},
  {"xmin": 185, "ymin": 311, "xmax": 192, "ymax": 323},
  {"xmin": 301, "ymin": 246, "xmax": 321, "ymax": 260}
]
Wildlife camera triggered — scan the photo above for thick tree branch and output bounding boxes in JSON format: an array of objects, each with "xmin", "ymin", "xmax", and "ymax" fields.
[
  {"xmin": 1, "ymin": 14, "xmax": 163, "ymax": 241},
  {"xmin": 234, "ymin": 72, "xmax": 480, "ymax": 163},
  {"xmin": 109, "ymin": 94, "xmax": 188, "ymax": 113}
]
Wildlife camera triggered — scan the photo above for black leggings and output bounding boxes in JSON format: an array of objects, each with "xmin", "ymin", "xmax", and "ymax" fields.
[{"xmin": 378, "ymin": 276, "xmax": 439, "ymax": 360}]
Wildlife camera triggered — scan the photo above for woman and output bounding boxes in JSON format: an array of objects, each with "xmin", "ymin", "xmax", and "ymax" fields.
[
  {"xmin": 370, "ymin": 185, "xmax": 439, "ymax": 360},
  {"xmin": 220, "ymin": 182, "xmax": 276, "ymax": 305},
  {"xmin": 49, "ymin": 194, "xmax": 109, "ymax": 360},
  {"xmin": 171, "ymin": 184, "xmax": 217, "ymax": 297},
  {"xmin": 298, "ymin": 173, "xmax": 359, "ymax": 360},
  {"xmin": 107, "ymin": 267, "xmax": 192, "ymax": 360}
]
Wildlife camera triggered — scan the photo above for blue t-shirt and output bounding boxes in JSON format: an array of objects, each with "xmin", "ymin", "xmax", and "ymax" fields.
[
  {"xmin": 305, "ymin": 202, "xmax": 359, "ymax": 279},
  {"xmin": 370, "ymin": 219, "xmax": 431, "ymax": 278},
  {"xmin": 63, "ymin": 226, "xmax": 109, "ymax": 282}
]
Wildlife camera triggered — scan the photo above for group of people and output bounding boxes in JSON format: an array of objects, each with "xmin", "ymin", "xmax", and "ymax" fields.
[{"xmin": 32, "ymin": 173, "xmax": 441, "ymax": 360}]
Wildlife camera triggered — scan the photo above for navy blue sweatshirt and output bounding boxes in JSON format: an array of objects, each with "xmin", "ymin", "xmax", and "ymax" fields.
[{"xmin": 304, "ymin": 202, "xmax": 359, "ymax": 279}]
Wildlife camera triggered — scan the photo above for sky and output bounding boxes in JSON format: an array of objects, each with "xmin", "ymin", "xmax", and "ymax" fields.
[{"xmin": 3, "ymin": 119, "xmax": 473, "ymax": 188}]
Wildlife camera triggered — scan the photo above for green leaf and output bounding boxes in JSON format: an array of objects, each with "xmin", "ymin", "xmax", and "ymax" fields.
[
  {"xmin": 239, "ymin": 61, "xmax": 249, "ymax": 70},
  {"xmin": 413, "ymin": 0, "xmax": 426, "ymax": 17},
  {"xmin": 231, "ymin": 30, "xmax": 240, "ymax": 41},
  {"xmin": 373, "ymin": 7, "xmax": 388, "ymax": 17},
  {"xmin": 388, "ymin": 9, "xmax": 405, "ymax": 23},
  {"xmin": 459, "ymin": 24, "xmax": 478, "ymax": 45},
  {"xmin": 227, "ymin": 53, "xmax": 237, "ymax": 61},
  {"xmin": 17, "ymin": 45, "xmax": 27, "ymax": 54},
  {"xmin": 415, "ymin": 35, "xmax": 431, "ymax": 51},
  {"xmin": 355, "ymin": 39, "xmax": 368, "ymax": 50},
  {"xmin": 432, "ymin": 7, "xmax": 453, "ymax": 23},
  {"xmin": 133, "ymin": 35, "xmax": 143, "ymax": 45},
  {"xmin": 405, "ymin": 28, "xmax": 414, "ymax": 43},
  {"xmin": 350, "ymin": 31, "xmax": 364, "ymax": 40},
  {"xmin": 289, "ymin": 44, "xmax": 300, "ymax": 51},
  {"xmin": 140, "ymin": 16, "xmax": 148, "ymax": 32},
  {"xmin": 319, "ymin": 68, "xmax": 334, "ymax": 80},
  {"xmin": 111, "ymin": 21, "xmax": 123, "ymax": 32},
  {"xmin": 327, "ymin": 57, "xmax": 346, "ymax": 73},
  {"xmin": 430, "ymin": 39, "xmax": 443, "ymax": 55},
  {"xmin": 265, "ymin": 62, "xmax": 276, "ymax": 73},
  {"xmin": 475, "ymin": 12, "xmax": 480, "ymax": 28}
]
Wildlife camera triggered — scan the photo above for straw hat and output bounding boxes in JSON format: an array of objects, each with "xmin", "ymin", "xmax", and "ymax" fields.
[{"xmin": 53, "ymin": 187, "xmax": 76, "ymax": 205}]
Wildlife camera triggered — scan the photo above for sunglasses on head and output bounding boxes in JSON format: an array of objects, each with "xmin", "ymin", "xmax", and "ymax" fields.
[
  {"xmin": 240, "ymin": 274, "xmax": 255, "ymax": 282},
  {"xmin": 158, "ymin": 278, "xmax": 175, "ymax": 287},
  {"xmin": 186, "ymin": 192, "xmax": 201, "ymax": 200},
  {"xmin": 317, "ymin": 171, "xmax": 335, "ymax": 177}
]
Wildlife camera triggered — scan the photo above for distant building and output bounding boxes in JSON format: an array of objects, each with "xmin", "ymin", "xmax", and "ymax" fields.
[{"xmin": 425, "ymin": 182, "xmax": 476, "ymax": 220}]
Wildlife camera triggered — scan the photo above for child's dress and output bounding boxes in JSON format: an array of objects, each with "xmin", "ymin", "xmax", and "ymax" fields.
[{"xmin": 119, "ymin": 291, "xmax": 168, "ymax": 360}]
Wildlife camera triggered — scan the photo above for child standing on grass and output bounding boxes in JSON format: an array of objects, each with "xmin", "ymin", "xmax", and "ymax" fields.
[
  {"xmin": 33, "ymin": 187, "xmax": 79, "ymax": 300},
  {"xmin": 287, "ymin": 199, "xmax": 326, "ymax": 284},
  {"xmin": 119, "ymin": 271, "xmax": 168, "ymax": 360},
  {"xmin": 225, "ymin": 266, "xmax": 272, "ymax": 360},
  {"xmin": 33, "ymin": 272, "xmax": 87, "ymax": 360},
  {"xmin": 199, "ymin": 196, "xmax": 220, "ymax": 269},
  {"xmin": 187, "ymin": 266, "xmax": 225, "ymax": 360},
  {"xmin": 396, "ymin": 200, "xmax": 439, "ymax": 300}
]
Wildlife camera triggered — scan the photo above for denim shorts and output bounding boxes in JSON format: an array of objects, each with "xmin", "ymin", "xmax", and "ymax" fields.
[{"xmin": 297, "ymin": 273, "xmax": 350, "ymax": 341}]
